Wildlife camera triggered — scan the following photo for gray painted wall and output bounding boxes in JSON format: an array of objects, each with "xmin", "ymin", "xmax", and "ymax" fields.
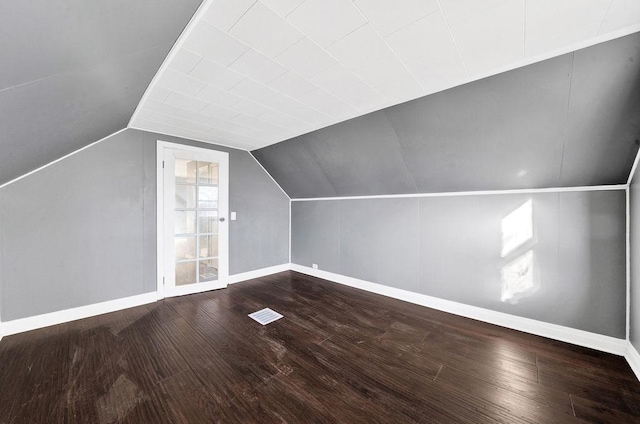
[
  {"xmin": 631, "ymin": 178, "xmax": 640, "ymax": 351},
  {"xmin": 0, "ymin": 0, "xmax": 203, "ymax": 186},
  {"xmin": 292, "ymin": 190, "xmax": 626, "ymax": 338},
  {"xmin": 254, "ymin": 32, "xmax": 640, "ymax": 198},
  {"xmin": 0, "ymin": 129, "xmax": 289, "ymax": 321}
]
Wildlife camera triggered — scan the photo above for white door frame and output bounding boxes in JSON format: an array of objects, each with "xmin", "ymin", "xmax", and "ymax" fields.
[{"xmin": 156, "ymin": 140, "xmax": 229, "ymax": 300}]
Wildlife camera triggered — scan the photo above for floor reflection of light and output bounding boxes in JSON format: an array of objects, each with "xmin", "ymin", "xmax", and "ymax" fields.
[
  {"xmin": 501, "ymin": 199, "xmax": 533, "ymax": 257},
  {"xmin": 501, "ymin": 250, "xmax": 535, "ymax": 303}
]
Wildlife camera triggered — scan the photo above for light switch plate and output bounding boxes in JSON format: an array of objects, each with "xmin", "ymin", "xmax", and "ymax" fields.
[{"xmin": 231, "ymin": 211, "xmax": 237, "ymax": 220}]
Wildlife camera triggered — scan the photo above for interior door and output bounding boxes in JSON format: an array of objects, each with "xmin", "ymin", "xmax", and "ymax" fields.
[{"xmin": 161, "ymin": 145, "xmax": 229, "ymax": 298}]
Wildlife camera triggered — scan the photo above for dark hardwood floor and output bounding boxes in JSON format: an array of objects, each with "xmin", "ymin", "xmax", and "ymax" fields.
[{"xmin": 1, "ymin": 271, "xmax": 639, "ymax": 423}]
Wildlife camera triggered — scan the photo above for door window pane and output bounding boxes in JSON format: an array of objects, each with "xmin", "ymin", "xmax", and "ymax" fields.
[
  {"xmin": 175, "ymin": 159, "xmax": 197, "ymax": 184},
  {"xmin": 175, "ymin": 236, "xmax": 196, "ymax": 261},
  {"xmin": 176, "ymin": 261, "xmax": 196, "ymax": 286},
  {"xmin": 175, "ymin": 211, "xmax": 196, "ymax": 235},
  {"xmin": 198, "ymin": 162, "xmax": 219, "ymax": 185},
  {"xmin": 199, "ymin": 259, "xmax": 218, "ymax": 282},
  {"xmin": 198, "ymin": 186, "xmax": 218, "ymax": 209},
  {"xmin": 175, "ymin": 185, "xmax": 196, "ymax": 209},
  {"xmin": 198, "ymin": 211, "xmax": 218, "ymax": 234},
  {"xmin": 172, "ymin": 156, "xmax": 222, "ymax": 288},
  {"xmin": 199, "ymin": 234, "xmax": 218, "ymax": 258}
]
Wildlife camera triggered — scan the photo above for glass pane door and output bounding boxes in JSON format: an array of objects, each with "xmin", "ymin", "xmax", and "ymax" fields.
[
  {"xmin": 161, "ymin": 143, "xmax": 228, "ymax": 299},
  {"xmin": 174, "ymin": 159, "xmax": 220, "ymax": 287}
]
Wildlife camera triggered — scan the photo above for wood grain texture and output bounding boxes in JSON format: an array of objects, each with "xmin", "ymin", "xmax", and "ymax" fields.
[{"xmin": 0, "ymin": 271, "xmax": 638, "ymax": 423}]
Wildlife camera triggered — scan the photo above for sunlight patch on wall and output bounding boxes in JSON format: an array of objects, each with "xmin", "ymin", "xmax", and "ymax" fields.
[
  {"xmin": 500, "ymin": 199, "xmax": 538, "ymax": 304},
  {"xmin": 501, "ymin": 199, "xmax": 533, "ymax": 257}
]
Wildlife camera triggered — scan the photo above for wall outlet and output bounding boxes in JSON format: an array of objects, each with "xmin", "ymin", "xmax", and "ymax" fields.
[
  {"xmin": 231, "ymin": 211, "xmax": 237, "ymax": 220},
  {"xmin": 312, "ymin": 263, "xmax": 318, "ymax": 269}
]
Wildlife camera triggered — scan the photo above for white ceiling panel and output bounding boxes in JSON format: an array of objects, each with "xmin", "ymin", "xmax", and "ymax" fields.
[
  {"xmin": 354, "ymin": 0, "xmax": 440, "ymax": 37},
  {"xmin": 147, "ymin": 112, "xmax": 186, "ymax": 129},
  {"xmin": 371, "ymin": 72, "xmax": 424, "ymax": 102},
  {"xmin": 232, "ymin": 98, "xmax": 273, "ymax": 117},
  {"xmin": 178, "ymin": 110, "xmax": 215, "ymax": 126},
  {"xmin": 232, "ymin": 114, "xmax": 289, "ymax": 136},
  {"xmin": 146, "ymin": 86, "xmax": 172, "ymax": 103},
  {"xmin": 230, "ymin": 78, "xmax": 279, "ymax": 103},
  {"xmin": 261, "ymin": 0, "xmax": 305, "ymax": 17},
  {"xmin": 600, "ymin": 0, "xmax": 640, "ymax": 34},
  {"xmin": 328, "ymin": 24, "xmax": 396, "ymax": 71},
  {"xmin": 298, "ymin": 88, "xmax": 358, "ymax": 118},
  {"xmin": 268, "ymin": 71, "xmax": 317, "ymax": 98},
  {"xmin": 164, "ymin": 91, "xmax": 209, "ymax": 113},
  {"xmin": 136, "ymin": 119, "xmax": 187, "ymax": 137},
  {"xmin": 168, "ymin": 49, "xmax": 203, "ymax": 74},
  {"xmin": 310, "ymin": 64, "xmax": 371, "ymax": 97},
  {"xmin": 275, "ymin": 37, "xmax": 336, "ymax": 77},
  {"xmin": 334, "ymin": 82, "xmax": 387, "ymax": 112},
  {"xmin": 202, "ymin": 0, "xmax": 257, "ymax": 32},
  {"xmin": 178, "ymin": 120, "xmax": 214, "ymax": 134},
  {"xmin": 183, "ymin": 21, "xmax": 250, "ymax": 66},
  {"xmin": 228, "ymin": 49, "xmax": 288, "ymax": 84},
  {"xmin": 286, "ymin": 0, "xmax": 367, "ymax": 47},
  {"xmin": 385, "ymin": 11, "xmax": 467, "ymax": 91},
  {"xmin": 143, "ymin": 100, "xmax": 187, "ymax": 117},
  {"xmin": 353, "ymin": 55, "xmax": 421, "ymax": 92},
  {"xmin": 138, "ymin": 109, "xmax": 154, "ymax": 120},
  {"xmin": 189, "ymin": 58, "xmax": 244, "ymax": 89},
  {"xmin": 527, "ymin": 25, "xmax": 600, "ymax": 61},
  {"xmin": 132, "ymin": 0, "xmax": 640, "ymax": 150},
  {"xmin": 259, "ymin": 93, "xmax": 327, "ymax": 123},
  {"xmin": 229, "ymin": 2, "xmax": 304, "ymax": 57},
  {"xmin": 439, "ymin": 0, "xmax": 512, "ymax": 26},
  {"xmin": 156, "ymin": 69, "xmax": 206, "ymax": 96},
  {"xmin": 259, "ymin": 109, "xmax": 309, "ymax": 131},
  {"xmin": 451, "ymin": 0, "xmax": 525, "ymax": 76},
  {"xmin": 525, "ymin": 0, "xmax": 610, "ymax": 57},
  {"xmin": 195, "ymin": 85, "xmax": 243, "ymax": 108},
  {"xmin": 200, "ymin": 102, "xmax": 241, "ymax": 121}
]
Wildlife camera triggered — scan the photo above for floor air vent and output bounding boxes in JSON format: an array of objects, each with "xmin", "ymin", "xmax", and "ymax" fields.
[{"xmin": 248, "ymin": 308, "xmax": 283, "ymax": 325}]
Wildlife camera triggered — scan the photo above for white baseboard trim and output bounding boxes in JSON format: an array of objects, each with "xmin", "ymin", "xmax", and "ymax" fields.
[
  {"xmin": 0, "ymin": 264, "xmax": 291, "ymax": 340},
  {"xmin": 0, "ymin": 262, "xmax": 631, "ymax": 369},
  {"xmin": 626, "ymin": 342, "xmax": 640, "ymax": 382},
  {"xmin": 227, "ymin": 263, "xmax": 290, "ymax": 285},
  {"xmin": 290, "ymin": 264, "xmax": 628, "ymax": 356},
  {"xmin": 0, "ymin": 292, "xmax": 157, "ymax": 337}
]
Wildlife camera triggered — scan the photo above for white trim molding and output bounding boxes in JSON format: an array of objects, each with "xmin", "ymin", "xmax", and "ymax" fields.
[
  {"xmin": 130, "ymin": 125, "xmax": 254, "ymax": 152},
  {"xmin": 248, "ymin": 151, "xmax": 290, "ymax": 200},
  {"xmin": 0, "ymin": 264, "xmax": 290, "ymax": 339},
  {"xmin": 127, "ymin": 0, "xmax": 211, "ymax": 128},
  {"xmin": 626, "ymin": 342, "xmax": 640, "ymax": 382},
  {"xmin": 0, "ymin": 128, "xmax": 127, "ymax": 190},
  {"xmin": 627, "ymin": 187, "xmax": 632, "ymax": 340},
  {"xmin": 0, "ymin": 293, "xmax": 157, "ymax": 337},
  {"xmin": 290, "ymin": 264, "xmax": 629, "ymax": 356},
  {"xmin": 291, "ymin": 184, "xmax": 626, "ymax": 202},
  {"xmin": 227, "ymin": 263, "xmax": 290, "ymax": 285},
  {"xmin": 627, "ymin": 146, "xmax": 640, "ymax": 185}
]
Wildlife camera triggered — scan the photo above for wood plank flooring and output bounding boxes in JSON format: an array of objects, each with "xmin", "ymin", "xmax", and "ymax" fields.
[{"xmin": 1, "ymin": 271, "xmax": 639, "ymax": 423}]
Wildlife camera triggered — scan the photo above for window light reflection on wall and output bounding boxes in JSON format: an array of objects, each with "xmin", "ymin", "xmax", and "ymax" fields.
[
  {"xmin": 500, "ymin": 199, "xmax": 537, "ymax": 304},
  {"xmin": 501, "ymin": 250, "xmax": 534, "ymax": 303},
  {"xmin": 501, "ymin": 199, "xmax": 533, "ymax": 257}
]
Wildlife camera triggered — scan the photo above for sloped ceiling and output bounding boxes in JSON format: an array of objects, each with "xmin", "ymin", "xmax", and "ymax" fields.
[
  {"xmin": 130, "ymin": 0, "xmax": 640, "ymax": 150},
  {"xmin": 0, "ymin": 0, "xmax": 203, "ymax": 186},
  {"xmin": 3, "ymin": 1, "xmax": 640, "ymax": 195},
  {"xmin": 253, "ymin": 32, "xmax": 640, "ymax": 198}
]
